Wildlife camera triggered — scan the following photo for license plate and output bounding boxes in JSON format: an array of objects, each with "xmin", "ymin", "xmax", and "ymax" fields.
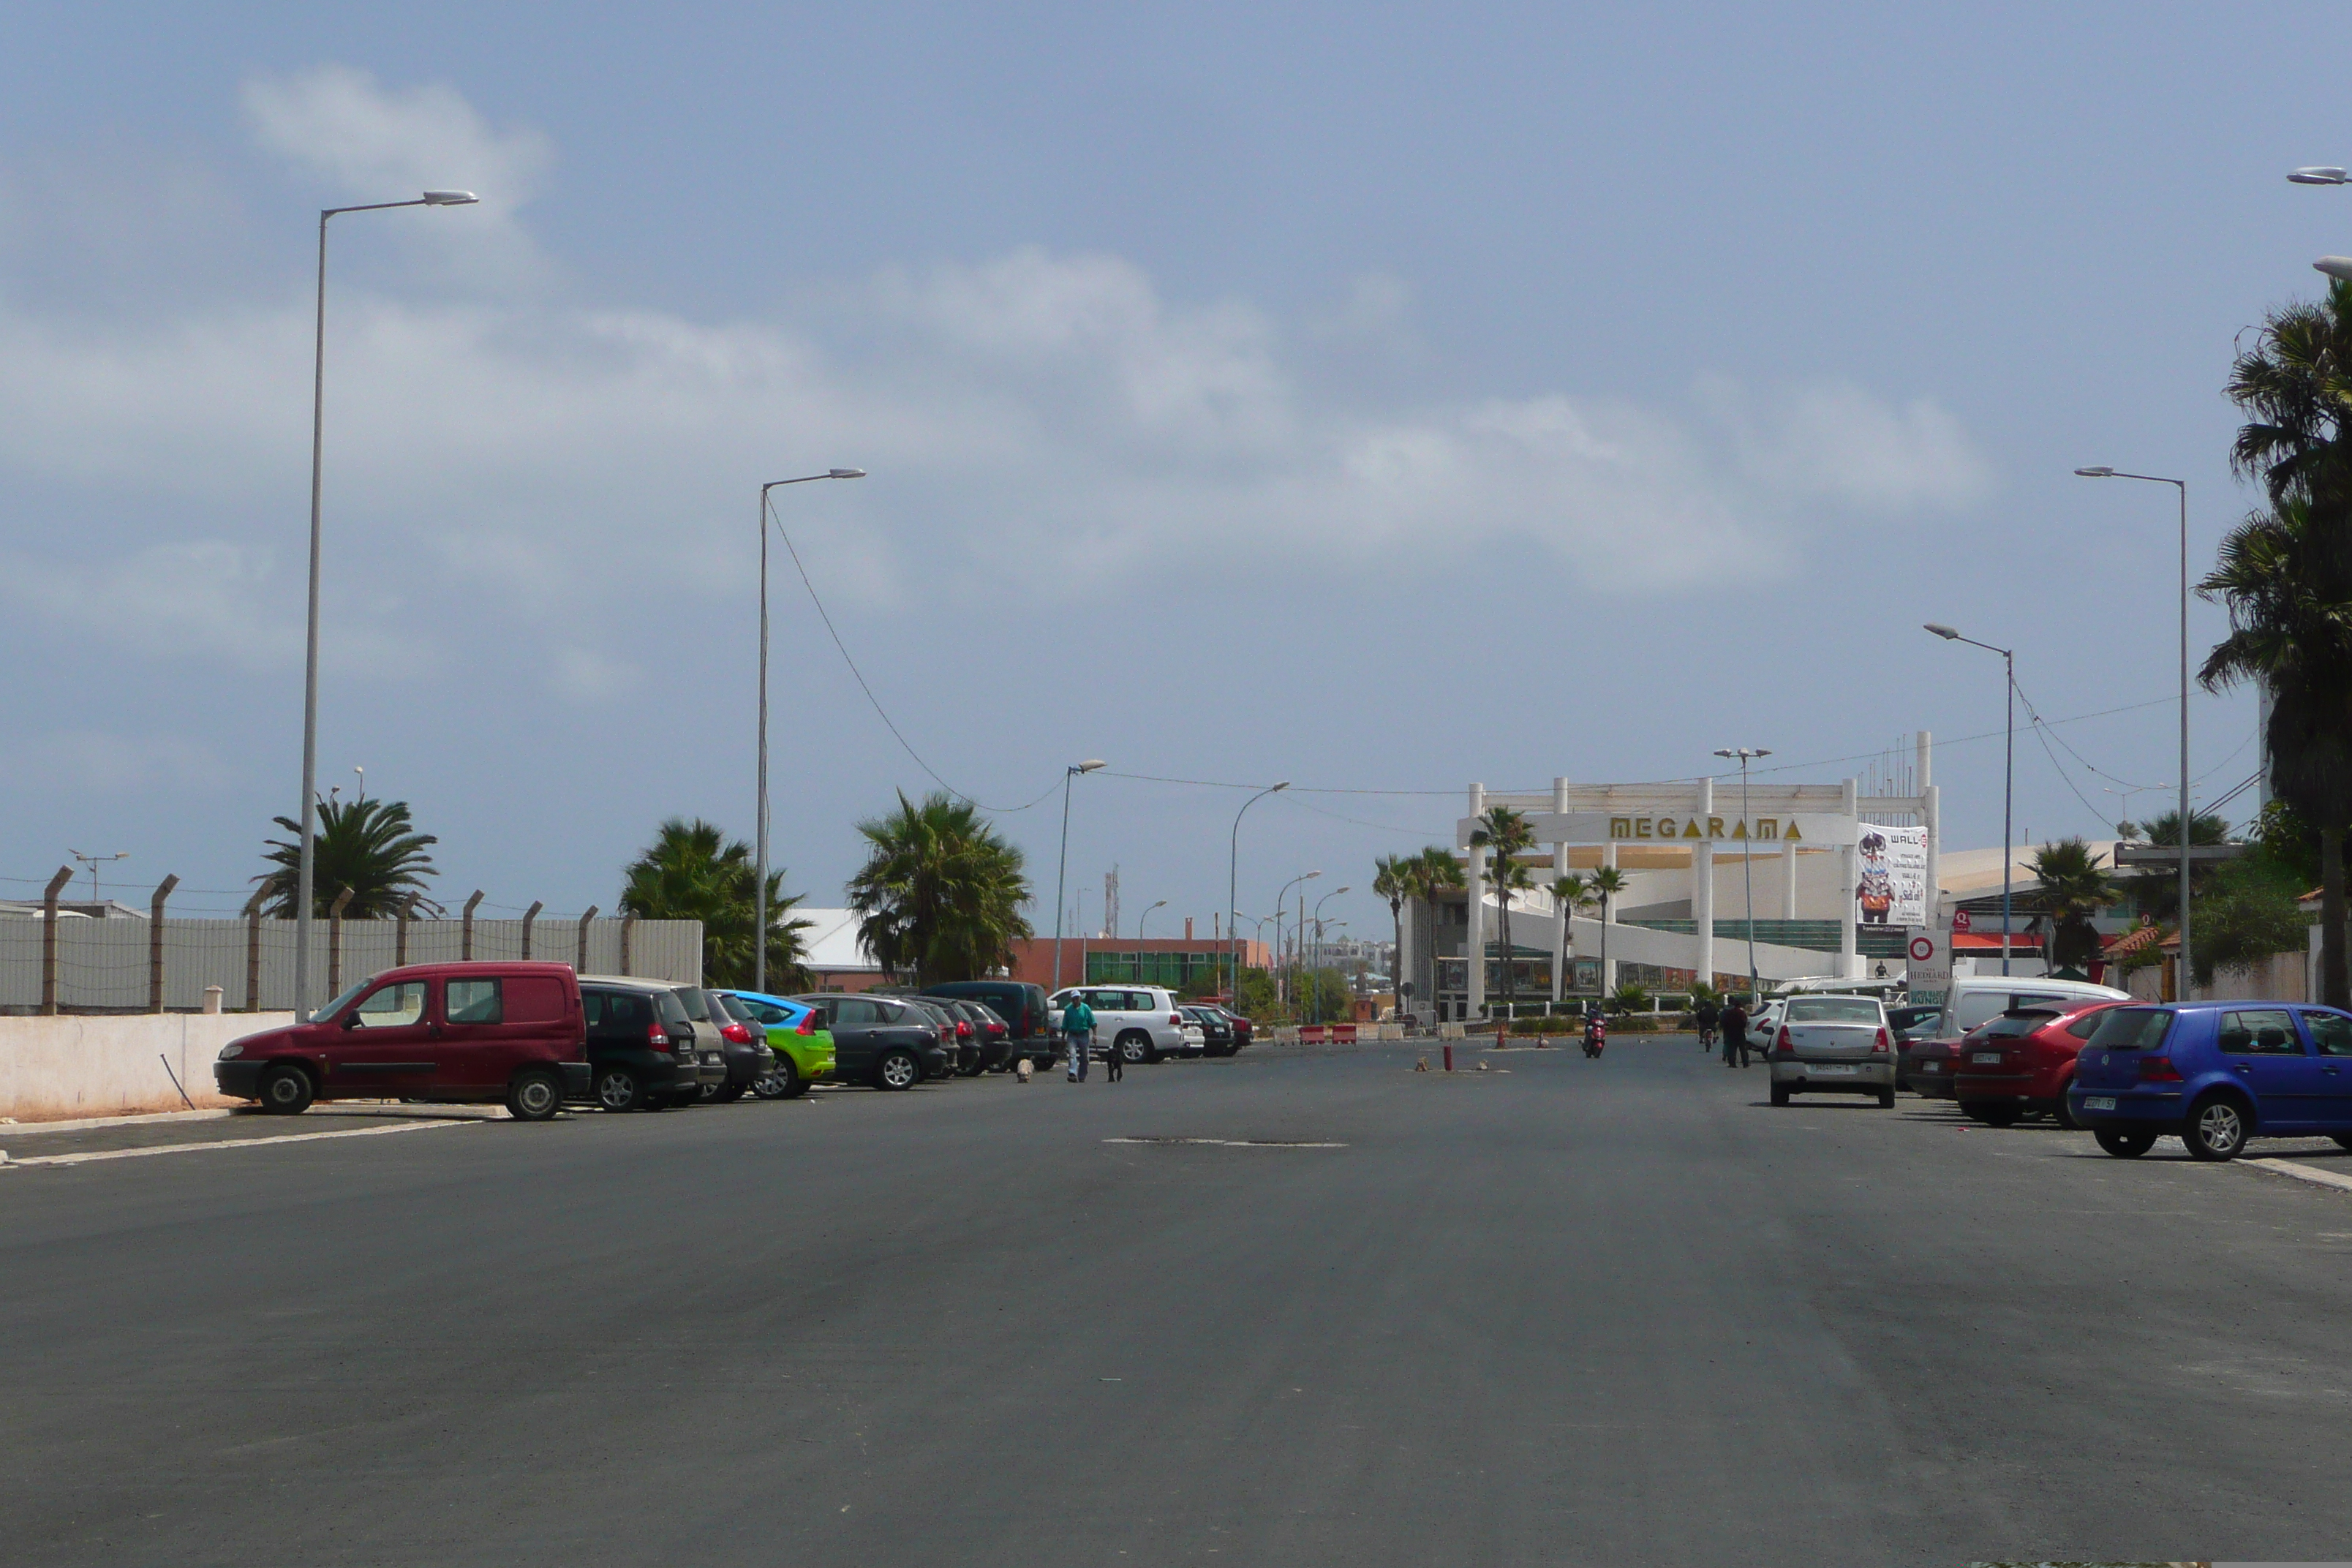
[
  {"xmin": 2084, "ymin": 1096, "xmax": 2117, "ymax": 1111},
  {"xmin": 1972, "ymin": 1052, "xmax": 2003, "ymax": 1065},
  {"xmin": 1918, "ymin": 1062, "xmax": 1940, "ymax": 1073},
  {"xmin": 1810, "ymin": 1064, "xmax": 1859, "ymax": 1077}
]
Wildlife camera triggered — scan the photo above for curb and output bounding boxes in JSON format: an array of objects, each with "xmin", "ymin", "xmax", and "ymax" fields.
[{"xmin": 2243, "ymin": 1156, "xmax": 2352, "ymax": 1194}]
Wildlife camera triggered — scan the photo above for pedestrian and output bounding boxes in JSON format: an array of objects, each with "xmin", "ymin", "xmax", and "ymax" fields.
[
  {"xmin": 1694, "ymin": 995, "xmax": 1721, "ymax": 1052},
  {"xmin": 1063, "ymin": 993, "xmax": 1096, "ymax": 1083},
  {"xmin": 1721, "ymin": 995, "xmax": 1750, "ymax": 1069}
]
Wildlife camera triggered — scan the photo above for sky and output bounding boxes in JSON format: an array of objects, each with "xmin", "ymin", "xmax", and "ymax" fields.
[{"xmin": 0, "ymin": 1, "xmax": 2334, "ymax": 943}]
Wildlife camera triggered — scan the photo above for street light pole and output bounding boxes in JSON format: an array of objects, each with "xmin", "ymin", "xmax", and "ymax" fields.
[
  {"xmin": 295, "ymin": 189, "xmax": 477, "ymax": 1021},
  {"xmin": 1273, "ymin": 870, "xmax": 1320, "ymax": 1009},
  {"xmin": 755, "ymin": 469, "xmax": 865, "ymax": 992},
  {"xmin": 1052, "ymin": 761, "xmax": 1107, "ymax": 992},
  {"xmin": 1310, "ymin": 886, "xmax": 1351, "ymax": 1022},
  {"xmin": 1135, "ymin": 899, "xmax": 1167, "ymax": 984},
  {"xmin": 2076, "ymin": 467, "xmax": 2192, "ymax": 997},
  {"xmin": 1227, "ymin": 782, "xmax": 1289, "ymax": 1004},
  {"xmin": 1926, "ymin": 623, "xmax": 2017, "ymax": 976},
  {"xmin": 1712, "ymin": 748, "xmax": 1772, "ymax": 1003}
]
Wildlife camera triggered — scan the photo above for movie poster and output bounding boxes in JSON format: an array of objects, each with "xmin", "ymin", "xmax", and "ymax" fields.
[{"xmin": 1855, "ymin": 825, "xmax": 1928, "ymax": 928}]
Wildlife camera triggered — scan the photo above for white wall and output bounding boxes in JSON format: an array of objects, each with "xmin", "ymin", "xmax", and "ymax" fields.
[{"xmin": 0, "ymin": 1013, "xmax": 295, "ymax": 1122}]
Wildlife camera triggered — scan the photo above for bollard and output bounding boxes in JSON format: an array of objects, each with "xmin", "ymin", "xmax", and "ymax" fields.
[
  {"xmin": 202, "ymin": 985, "xmax": 223, "ymax": 1015},
  {"xmin": 1443, "ymin": 1044, "xmax": 1453, "ymax": 1072}
]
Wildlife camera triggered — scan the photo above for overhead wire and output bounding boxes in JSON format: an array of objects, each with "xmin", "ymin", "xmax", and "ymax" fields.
[{"xmin": 766, "ymin": 500, "xmax": 1061, "ymax": 815}]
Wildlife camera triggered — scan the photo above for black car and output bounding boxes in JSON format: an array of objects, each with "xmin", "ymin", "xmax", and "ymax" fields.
[
  {"xmin": 923, "ymin": 980, "xmax": 1056, "ymax": 1068},
  {"xmin": 793, "ymin": 993, "xmax": 951, "ymax": 1090},
  {"xmin": 571, "ymin": 981, "xmax": 704, "ymax": 1112},
  {"xmin": 1188, "ymin": 1002, "xmax": 1253, "ymax": 1055},
  {"xmin": 1180, "ymin": 1005, "xmax": 1236, "ymax": 1057},
  {"xmin": 894, "ymin": 996, "xmax": 973, "ymax": 1075},
  {"xmin": 706, "ymin": 990, "xmax": 782, "ymax": 1101}
]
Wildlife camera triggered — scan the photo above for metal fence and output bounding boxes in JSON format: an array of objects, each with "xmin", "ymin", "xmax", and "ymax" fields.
[{"xmin": 0, "ymin": 916, "xmax": 702, "ymax": 1014}]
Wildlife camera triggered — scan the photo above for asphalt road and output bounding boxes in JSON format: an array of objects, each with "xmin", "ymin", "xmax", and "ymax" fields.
[{"xmin": 5, "ymin": 1038, "xmax": 2351, "ymax": 1566}]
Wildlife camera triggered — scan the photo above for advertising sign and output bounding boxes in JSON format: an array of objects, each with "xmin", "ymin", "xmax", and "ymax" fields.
[
  {"xmin": 1907, "ymin": 925, "xmax": 1952, "ymax": 1009},
  {"xmin": 1855, "ymin": 825, "xmax": 1927, "ymax": 928}
]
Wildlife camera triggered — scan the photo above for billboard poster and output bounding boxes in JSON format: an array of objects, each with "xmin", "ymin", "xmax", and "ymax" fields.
[{"xmin": 1855, "ymin": 825, "xmax": 1928, "ymax": 928}]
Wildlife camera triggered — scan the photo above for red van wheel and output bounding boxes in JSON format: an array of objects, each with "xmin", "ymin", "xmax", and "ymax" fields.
[
  {"xmin": 505, "ymin": 1068, "xmax": 563, "ymax": 1122},
  {"xmin": 257, "ymin": 1065, "xmax": 314, "ymax": 1115}
]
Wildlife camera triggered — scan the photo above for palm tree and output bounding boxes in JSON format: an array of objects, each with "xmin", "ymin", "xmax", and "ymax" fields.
[
  {"xmin": 2201, "ymin": 497, "xmax": 2352, "ymax": 1005},
  {"xmin": 1372, "ymin": 854, "xmax": 1410, "ymax": 1012},
  {"xmin": 848, "ymin": 791, "xmax": 1033, "ymax": 984},
  {"xmin": 621, "ymin": 818, "xmax": 813, "ymax": 990},
  {"xmin": 255, "ymin": 794, "xmax": 439, "ymax": 918},
  {"xmin": 2113, "ymin": 810, "xmax": 2232, "ymax": 924},
  {"xmin": 1551, "ymin": 872, "xmax": 1593, "ymax": 1003},
  {"xmin": 1469, "ymin": 807, "xmax": 1534, "ymax": 1011},
  {"xmin": 1587, "ymin": 864, "xmax": 1630, "ymax": 1000},
  {"xmin": 1405, "ymin": 845, "xmax": 1464, "ymax": 1012},
  {"xmin": 2028, "ymin": 837, "xmax": 2118, "ymax": 977}
]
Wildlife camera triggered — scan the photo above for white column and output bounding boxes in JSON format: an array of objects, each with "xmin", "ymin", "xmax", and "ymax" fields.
[
  {"xmin": 1602, "ymin": 840, "xmax": 1619, "ymax": 995},
  {"xmin": 1920, "ymin": 729, "xmax": 1940, "ymax": 942},
  {"xmin": 1839, "ymin": 777, "xmax": 1861, "ymax": 979},
  {"xmin": 1782, "ymin": 840, "xmax": 1799, "ymax": 920},
  {"xmin": 1693, "ymin": 777, "xmax": 1715, "ymax": 994},
  {"xmin": 1551, "ymin": 776, "xmax": 1569, "ymax": 1003},
  {"xmin": 1465, "ymin": 783, "xmax": 1485, "ymax": 1019}
]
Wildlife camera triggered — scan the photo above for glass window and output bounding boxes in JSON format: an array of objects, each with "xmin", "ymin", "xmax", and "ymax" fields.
[
  {"xmin": 446, "ymin": 979, "xmax": 503, "ymax": 1025},
  {"xmin": 2304, "ymin": 1011, "xmax": 2352, "ymax": 1058},
  {"xmin": 351, "ymin": 981, "xmax": 426, "ymax": 1028},
  {"xmin": 320, "ymin": 979, "xmax": 374, "ymax": 1019},
  {"xmin": 1786, "ymin": 998, "xmax": 1881, "ymax": 1024},
  {"xmin": 2219, "ymin": 1009, "xmax": 2302, "ymax": 1055},
  {"xmin": 2065, "ymin": 1012, "xmax": 2106, "ymax": 1040},
  {"xmin": 834, "ymin": 998, "xmax": 879, "ymax": 1025},
  {"xmin": 742, "ymin": 1000, "xmax": 788, "ymax": 1025},
  {"xmin": 655, "ymin": 991, "xmax": 691, "ymax": 1027},
  {"xmin": 674, "ymin": 988, "xmax": 714, "ymax": 1022},
  {"xmin": 1953, "ymin": 992, "xmax": 2009, "ymax": 1031},
  {"xmin": 2085, "ymin": 1009, "xmax": 2174, "ymax": 1050},
  {"xmin": 1978, "ymin": 1011, "xmax": 2057, "ymax": 1039}
]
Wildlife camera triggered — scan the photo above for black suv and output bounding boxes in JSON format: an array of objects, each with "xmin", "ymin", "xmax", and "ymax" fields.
[
  {"xmin": 572, "ymin": 980, "xmax": 704, "ymax": 1112},
  {"xmin": 793, "ymin": 993, "xmax": 951, "ymax": 1090},
  {"xmin": 923, "ymin": 980, "xmax": 1055, "ymax": 1070}
]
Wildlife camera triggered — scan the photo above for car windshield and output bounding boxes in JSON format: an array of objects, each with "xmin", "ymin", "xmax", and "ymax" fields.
[
  {"xmin": 1978, "ymin": 1011, "xmax": 2058, "ymax": 1039},
  {"xmin": 2085, "ymin": 1008, "xmax": 2174, "ymax": 1049},
  {"xmin": 315, "ymin": 978, "xmax": 374, "ymax": 1019},
  {"xmin": 1785, "ymin": 998, "xmax": 1880, "ymax": 1024}
]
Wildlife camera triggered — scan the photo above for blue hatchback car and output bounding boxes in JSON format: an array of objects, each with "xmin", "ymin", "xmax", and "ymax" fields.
[{"xmin": 2068, "ymin": 1001, "xmax": 2352, "ymax": 1161}]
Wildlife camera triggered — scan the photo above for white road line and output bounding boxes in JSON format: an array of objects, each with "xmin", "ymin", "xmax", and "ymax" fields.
[
  {"xmin": 0, "ymin": 1118, "xmax": 474, "ymax": 1169},
  {"xmin": 2243, "ymin": 1156, "xmax": 2352, "ymax": 1194},
  {"xmin": 1101, "ymin": 1137, "xmax": 1347, "ymax": 1147}
]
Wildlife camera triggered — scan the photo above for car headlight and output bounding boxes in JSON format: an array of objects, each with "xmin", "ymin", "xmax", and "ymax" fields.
[{"xmin": 218, "ymin": 1044, "xmax": 243, "ymax": 1060}]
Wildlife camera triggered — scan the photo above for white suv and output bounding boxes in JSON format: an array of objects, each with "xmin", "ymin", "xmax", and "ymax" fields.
[{"xmin": 1049, "ymin": 986, "xmax": 1201, "ymax": 1064}]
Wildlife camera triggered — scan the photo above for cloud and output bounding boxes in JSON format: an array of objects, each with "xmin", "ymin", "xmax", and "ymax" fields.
[
  {"xmin": 0, "ymin": 70, "xmax": 1999, "ymax": 674},
  {"xmin": 241, "ymin": 66, "xmax": 551, "ymax": 284},
  {"xmin": 0, "ymin": 731, "xmax": 234, "ymax": 794}
]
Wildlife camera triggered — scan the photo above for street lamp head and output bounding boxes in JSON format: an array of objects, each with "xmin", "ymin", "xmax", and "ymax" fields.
[
  {"xmin": 1333, "ymin": 886, "xmax": 1351, "ymax": 896},
  {"xmin": 2318, "ymin": 257, "xmax": 2352, "ymax": 282},
  {"xmin": 828, "ymin": 468, "xmax": 866, "ymax": 479},
  {"xmin": 1270, "ymin": 780, "xmax": 1291, "ymax": 791},
  {"xmin": 1923, "ymin": 622, "xmax": 1961, "ymax": 640},
  {"xmin": 2074, "ymin": 466, "xmax": 2116, "ymax": 478},
  {"xmin": 421, "ymin": 190, "xmax": 480, "ymax": 206},
  {"xmin": 1305, "ymin": 870, "xmax": 1322, "ymax": 879},
  {"xmin": 2289, "ymin": 167, "xmax": 2350, "ymax": 185},
  {"xmin": 1074, "ymin": 759, "xmax": 1106, "ymax": 773}
]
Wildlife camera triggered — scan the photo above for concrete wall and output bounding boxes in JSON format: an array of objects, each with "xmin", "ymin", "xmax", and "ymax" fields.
[{"xmin": 0, "ymin": 1013, "xmax": 296, "ymax": 1122}]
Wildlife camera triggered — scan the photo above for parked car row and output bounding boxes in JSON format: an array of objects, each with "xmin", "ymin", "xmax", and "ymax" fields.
[
  {"xmin": 214, "ymin": 962, "xmax": 1255, "ymax": 1118},
  {"xmin": 1042, "ymin": 986, "xmax": 1255, "ymax": 1064}
]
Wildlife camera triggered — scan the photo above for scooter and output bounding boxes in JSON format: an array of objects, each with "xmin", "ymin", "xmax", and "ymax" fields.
[{"xmin": 1581, "ymin": 1019, "xmax": 1606, "ymax": 1059}]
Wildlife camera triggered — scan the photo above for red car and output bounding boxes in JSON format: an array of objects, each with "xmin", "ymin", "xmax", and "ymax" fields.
[
  {"xmin": 1950, "ymin": 1000, "xmax": 2125, "ymax": 1127},
  {"xmin": 214, "ymin": 961, "xmax": 589, "ymax": 1121}
]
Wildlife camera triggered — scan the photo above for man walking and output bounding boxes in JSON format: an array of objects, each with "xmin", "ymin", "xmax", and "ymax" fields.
[
  {"xmin": 1063, "ymin": 992, "xmax": 1096, "ymax": 1083},
  {"xmin": 1721, "ymin": 994, "xmax": 1751, "ymax": 1069},
  {"xmin": 1694, "ymin": 993, "xmax": 1721, "ymax": 1053}
]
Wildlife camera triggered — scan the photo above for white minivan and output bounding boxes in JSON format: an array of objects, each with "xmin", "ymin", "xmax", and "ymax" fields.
[
  {"xmin": 1930, "ymin": 975, "xmax": 2130, "ymax": 1039},
  {"xmin": 1049, "ymin": 986, "xmax": 1201, "ymax": 1065}
]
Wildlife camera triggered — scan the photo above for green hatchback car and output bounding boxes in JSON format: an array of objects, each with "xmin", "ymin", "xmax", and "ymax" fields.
[{"xmin": 717, "ymin": 990, "xmax": 837, "ymax": 1098}]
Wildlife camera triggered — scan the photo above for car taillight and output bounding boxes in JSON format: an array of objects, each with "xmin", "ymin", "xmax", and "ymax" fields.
[
  {"xmin": 647, "ymin": 1020, "xmax": 670, "ymax": 1049},
  {"xmin": 1775, "ymin": 1025, "xmax": 1793, "ymax": 1054},
  {"xmin": 1872, "ymin": 1028, "xmax": 1890, "ymax": 1054},
  {"xmin": 957, "ymin": 1020, "xmax": 972, "ymax": 1039},
  {"xmin": 2138, "ymin": 1055, "xmax": 2183, "ymax": 1082},
  {"xmin": 721, "ymin": 1021, "xmax": 754, "ymax": 1044},
  {"xmin": 1171, "ymin": 1014, "xmax": 1183, "ymax": 1026},
  {"xmin": 796, "ymin": 1013, "xmax": 816, "ymax": 1035}
]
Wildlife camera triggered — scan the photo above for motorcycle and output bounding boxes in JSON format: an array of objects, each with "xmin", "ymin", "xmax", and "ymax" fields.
[{"xmin": 1581, "ymin": 1019, "xmax": 1606, "ymax": 1059}]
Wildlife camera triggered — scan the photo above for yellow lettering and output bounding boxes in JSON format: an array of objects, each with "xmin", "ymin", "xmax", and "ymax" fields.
[
  {"xmin": 1635, "ymin": 818, "xmax": 1654, "ymax": 839},
  {"xmin": 1757, "ymin": 819, "xmax": 1779, "ymax": 841},
  {"xmin": 1682, "ymin": 818, "xmax": 1701, "ymax": 840},
  {"xmin": 1706, "ymin": 815, "xmax": 1725, "ymax": 837},
  {"xmin": 1731, "ymin": 819, "xmax": 1748, "ymax": 840},
  {"xmin": 1782, "ymin": 819, "xmax": 1802, "ymax": 843},
  {"xmin": 1609, "ymin": 816, "xmax": 1630, "ymax": 839}
]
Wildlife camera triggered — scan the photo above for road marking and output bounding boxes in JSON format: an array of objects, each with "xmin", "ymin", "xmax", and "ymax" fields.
[
  {"xmin": 2243, "ymin": 1157, "xmax": 2352, "ymax": 1194},
  {"xmin": 0, "ymin": 1118, "xmax": 473, "ymax": 1169},
  {"xmin": 1102, "ymin": 1137, "xmax": 1346, "ymax": 1147}
]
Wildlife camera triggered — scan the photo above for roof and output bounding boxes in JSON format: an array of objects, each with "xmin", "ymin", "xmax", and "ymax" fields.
[
  {"xmin": 1953, "ymin": 932, "xmax": 2043, "ymax": 952},
  {"xmin": 2100, "ymin": 924, "xmax": 2167, "ymax": 960},
  {"xmin": 796, "ymin": 908, "xmax": 880, "ymax": 972}
]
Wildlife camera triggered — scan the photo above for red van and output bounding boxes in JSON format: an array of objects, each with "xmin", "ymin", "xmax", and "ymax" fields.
[{"xmin": 214, "ymin": 962, "xmax": 589, "ymax": 1121}]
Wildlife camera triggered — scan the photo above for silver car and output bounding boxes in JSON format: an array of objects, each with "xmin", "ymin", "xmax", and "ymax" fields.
[{"xmin": 1767, "ymin": 995, "xmax": 1894, "ymax": 1107}]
